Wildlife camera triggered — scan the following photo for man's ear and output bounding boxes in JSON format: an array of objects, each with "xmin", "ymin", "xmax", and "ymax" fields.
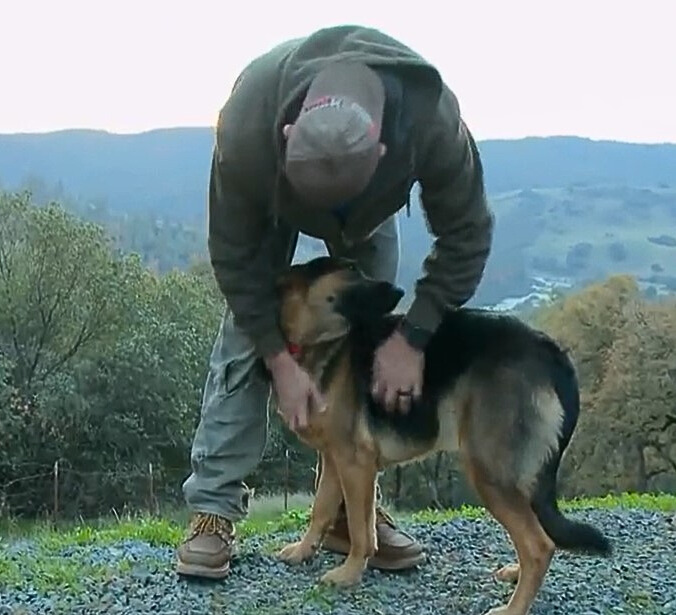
[{"xmin": 335, "ymin": 280, "xmax": 404, "ymax": 326}]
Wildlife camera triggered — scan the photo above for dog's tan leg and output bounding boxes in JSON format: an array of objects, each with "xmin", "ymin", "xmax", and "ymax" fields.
[
  {"xmin": 319, "ymin": 451, "xmax": 378, "ymax": 588},
  {"xmin": 278, "ymin": 452, "xmax": 343, "ymax": 565},
  {"xmin": 469, "ymin": 468, "xmax": 555, "ymax": 615}
]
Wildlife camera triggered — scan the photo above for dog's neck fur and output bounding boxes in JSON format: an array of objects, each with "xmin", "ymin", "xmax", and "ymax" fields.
[
  {"xmin": 286, "ymin": 314, "xmax": 403, "ymax": 393},
  {"xmin": 286, "ymin": 336, "xmax": 349, "ymax": 392}
]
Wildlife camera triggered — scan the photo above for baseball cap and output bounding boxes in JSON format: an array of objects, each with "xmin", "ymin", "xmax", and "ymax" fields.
[{"xmin": 284, "ymin": 61, "xmax": 385, "ymax": 207}]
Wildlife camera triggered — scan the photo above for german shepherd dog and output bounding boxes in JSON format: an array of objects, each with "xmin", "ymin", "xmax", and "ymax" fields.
[{"xmin": 272, "ymin": 256, "xmax": 612, "ymax": 615}]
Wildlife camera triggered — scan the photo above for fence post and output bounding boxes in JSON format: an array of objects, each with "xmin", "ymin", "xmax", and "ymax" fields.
[
  {"xmin": 53, "ymin": 460, "xmax": 60, "ymax": 523},
  {"xmin": 148, "ymin": 462, "xmax": 156, "ymax": 516},
  {"xmin": 284, "ymin": 448, "xmax": 290, "ymax": 511}
]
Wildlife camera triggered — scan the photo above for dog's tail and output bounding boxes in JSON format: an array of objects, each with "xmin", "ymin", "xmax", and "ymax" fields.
[
  {"xmin": 530, "ymin": 341, "xmax": 613, "ymax": 557},
  {"xmin": 531, "ymin": 459, "xmax": 612, "ymax": 556}
]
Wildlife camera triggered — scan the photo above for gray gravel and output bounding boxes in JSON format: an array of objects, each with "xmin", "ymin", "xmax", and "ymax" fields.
[{"xmin": 1, "ymin": 508, "xmax": 675, "ymax": 614}]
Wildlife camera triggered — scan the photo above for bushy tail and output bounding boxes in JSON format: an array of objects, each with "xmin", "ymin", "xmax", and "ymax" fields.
[
  {"xmin": 531, "ymin": 459, "xmax": 612, "ymax": 556},
  {"xmin": 531, "ymin": 339, "xmax": 612, "ymax": 556}
]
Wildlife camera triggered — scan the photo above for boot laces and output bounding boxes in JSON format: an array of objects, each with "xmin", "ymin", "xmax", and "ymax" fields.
[
  {"xmin": 375, "ymin": 506, "xmax": 398, "ymax": 528},
  {"xmin": 188, "ymin": 513, "xmax": 234, "ymax": 543}
]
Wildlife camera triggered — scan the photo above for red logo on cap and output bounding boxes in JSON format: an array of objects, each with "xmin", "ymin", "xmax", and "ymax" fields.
[{"xmin": 302, "ymin": 96, "xmax": 377, "ymax": 136}]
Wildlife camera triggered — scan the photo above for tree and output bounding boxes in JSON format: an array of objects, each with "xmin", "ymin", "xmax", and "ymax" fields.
[
  {"xmin": 0, "ymin": 191, "xmax": 144, "ymax": 392},
  {"xmin": 0, "ymin": 191, "xmax": 224, "ymax": 516},
  {"xmin": 588, "ymin": 300, "xmax": 676, "ymax": 493},
  {"xmin": 532, "ymin": 275, "xmax": 676, "ymax": 496}
]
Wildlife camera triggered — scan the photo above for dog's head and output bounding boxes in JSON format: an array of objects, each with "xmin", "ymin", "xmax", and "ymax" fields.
[{"xmin": 276, "ymin": 256, "xmax": 405, "ymax": 346}]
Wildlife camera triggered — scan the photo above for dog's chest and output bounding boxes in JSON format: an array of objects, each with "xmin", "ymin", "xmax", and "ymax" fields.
[{"xmin": 373, "ymin": 395, "xmax": 462, "ymax": 468}]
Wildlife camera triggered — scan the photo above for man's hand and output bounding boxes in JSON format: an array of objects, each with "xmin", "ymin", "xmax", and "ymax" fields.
[
  {"xmin": 265, "ymin": 350, "xmax": 326, "ymax": 431},
  {"xmin": 371, "ymin": 329, "xmax": 425, "ymax": 414}
]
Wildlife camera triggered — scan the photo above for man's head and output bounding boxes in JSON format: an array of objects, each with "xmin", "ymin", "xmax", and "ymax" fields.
[{"xmin": 282, "ymin": 61, "xmax": 387, "ymax": 208}]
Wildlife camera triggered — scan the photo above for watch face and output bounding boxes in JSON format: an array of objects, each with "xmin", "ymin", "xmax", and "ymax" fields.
[
  {"xmin": 400, "ymin": 319, "xmax": 432, "ymax": 350},
  {"xmin": 402, "ymin": 320, "xmax": 421, "ymax": 335}
]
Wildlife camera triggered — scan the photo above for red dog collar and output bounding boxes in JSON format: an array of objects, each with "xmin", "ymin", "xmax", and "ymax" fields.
[{"xmin": 287, "ymin": 342, "xmax": 302, "ymax": 360}]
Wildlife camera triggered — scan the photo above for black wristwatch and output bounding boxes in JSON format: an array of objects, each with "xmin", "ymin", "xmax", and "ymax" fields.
[{"xmin": 398, "ymin": 318, "xmax": 432, "ymax": 351}]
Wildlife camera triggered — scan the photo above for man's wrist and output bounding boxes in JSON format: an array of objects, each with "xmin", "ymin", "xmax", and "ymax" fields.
[
  {"xmin": 398, "ymin": 318, "xmax": 433, "ymax": 351},
  {"xmin": 263, "ymin": 349, "xmax": 292, "ymax": 373}
]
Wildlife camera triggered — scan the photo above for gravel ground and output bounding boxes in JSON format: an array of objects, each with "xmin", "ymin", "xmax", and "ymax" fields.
[{"xmin": 1, "ymin": 508, "xmax": 675, "ymax": 615}]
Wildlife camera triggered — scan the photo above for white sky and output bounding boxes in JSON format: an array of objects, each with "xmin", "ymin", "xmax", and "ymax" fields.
[{"xmin": 1, "ymin": 0, "xmax": 674, "ymax": 143}]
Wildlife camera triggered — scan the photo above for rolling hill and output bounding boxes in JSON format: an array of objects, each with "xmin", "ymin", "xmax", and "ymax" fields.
[{"xmin": 1, "ymin": 129, "xmax": 675, "ymax": 308}]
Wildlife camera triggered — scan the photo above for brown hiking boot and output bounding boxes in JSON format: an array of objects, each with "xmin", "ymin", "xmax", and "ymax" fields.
[
  {"xmin": 176, "ymin": 512, "xmax": 235, "ymax": 579},
  {"xmin": 322, "ymin": 505, "xmax": 425, "ymax": 570}
]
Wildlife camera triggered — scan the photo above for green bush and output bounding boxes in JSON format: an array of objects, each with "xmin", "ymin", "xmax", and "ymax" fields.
[{"xmin": 0, "ymin": 192, "xmax": 224, "ymax": 517}]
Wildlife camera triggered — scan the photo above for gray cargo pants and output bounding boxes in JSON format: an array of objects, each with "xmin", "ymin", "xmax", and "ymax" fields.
[{"xmin": 182, "ymin": 214, "xmax": 401, "ymax": 522}]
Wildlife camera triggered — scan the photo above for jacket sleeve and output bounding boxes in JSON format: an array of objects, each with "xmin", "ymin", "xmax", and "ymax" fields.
[
  {"xmin": 405, "ymin": 86, "xmax": 495, "ymax": 337},
  {"xmin": 207, "ymin": 140, "xmax": 287, "ymax": 359}
]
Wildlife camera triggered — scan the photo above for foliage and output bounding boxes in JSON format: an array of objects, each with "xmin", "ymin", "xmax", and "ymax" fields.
[
  {"xmin": 0, "ymin": 192, "xmax": 140, "ymax": 391},
  {"xmin": 532, "ymin": 276, "xmax": 676, "ymax": 496},
  {"xmin": 0, "ymin": 191, "xmax": 222, "ymax": 517}
]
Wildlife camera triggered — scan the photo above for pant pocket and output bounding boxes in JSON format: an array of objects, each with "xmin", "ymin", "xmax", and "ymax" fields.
[
  {"xmin": 210, "ymin": 307, "xmax": 262, "ymax": 398},
  {"xmin": 222, "ymin": 352, "xmax": 259, "ymax": 396}
]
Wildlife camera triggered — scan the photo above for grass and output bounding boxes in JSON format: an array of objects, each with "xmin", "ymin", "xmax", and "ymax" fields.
[
  {"xmin": 409, "ymin": 491, "xmax": 676, "ymax": 524},
  {"xmin": 1, "ymin": 491, "xmax": 674, "ymax": 597},
  {"xmin": 0, "ymin": 492, "xmax": 317, "ymax": 597}
]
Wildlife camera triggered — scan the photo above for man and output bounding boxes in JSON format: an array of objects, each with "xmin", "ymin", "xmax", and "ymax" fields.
[{"xmin": 177, "ymin": 24, "xmax": 494, "ymax": 579}]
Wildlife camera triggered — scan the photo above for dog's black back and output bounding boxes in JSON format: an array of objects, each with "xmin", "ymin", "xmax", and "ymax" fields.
[{"xmin": 346, "ymin": 308, "xmax": 579, "ymax": 446}]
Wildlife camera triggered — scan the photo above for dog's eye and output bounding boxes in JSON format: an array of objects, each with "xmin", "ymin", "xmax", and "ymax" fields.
[{"xmin": 326, "ymin": 295, "xmax": 335, "ymax": 303}]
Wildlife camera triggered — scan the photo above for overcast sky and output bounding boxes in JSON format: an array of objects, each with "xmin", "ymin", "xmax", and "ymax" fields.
[{"xmin": 1, "ymin": 0, "xmax": 674, "ymax": 143}]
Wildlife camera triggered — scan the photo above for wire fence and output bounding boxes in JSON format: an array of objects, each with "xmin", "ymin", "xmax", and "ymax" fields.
[{"xmin": 0, "ymin": 450, "xmax": 319, "ymax": 523}]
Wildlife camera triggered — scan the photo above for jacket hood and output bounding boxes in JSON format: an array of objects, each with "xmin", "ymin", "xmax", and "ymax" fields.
[
  {"xmin": 273, "ymin": 26, "xmax": 443, "ymax": 147},
  {"xmin": 269, "ymin": 25, "xmax": 444, "ymax": 225}
]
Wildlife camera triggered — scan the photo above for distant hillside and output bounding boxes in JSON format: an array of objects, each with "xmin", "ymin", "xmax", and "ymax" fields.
[
  {"xmin": 1, "ymin": 129, "xmax": 675, "ymax": 308},
  {"xmin": 0, "ymin": 128, "xmax": 212, "ymax": 220},
  {"xmin": 1, "ymin": 129, "xmax": 674, "ymax": 220},
  {"xmin": 470, "ymin": 183, "xmax": 676, "ymax": 307}
]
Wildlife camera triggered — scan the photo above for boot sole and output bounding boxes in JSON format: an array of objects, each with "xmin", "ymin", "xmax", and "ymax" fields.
[
  {"xmin": 176, "ymin": 559, "xmax": 231, "ymax": 580},
  {"xmin": 321, "ymin": 535, "xmax": 426, "ymax": 571}
]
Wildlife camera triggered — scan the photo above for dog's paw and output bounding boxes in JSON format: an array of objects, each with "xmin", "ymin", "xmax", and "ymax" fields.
[
  {"xmin": 277, "ymin": 540, "xmax": 316, "ymax": 565},
  {"xmin": 319, "ymin": 563, "xmax": 364, "ymax": 588},
  {"xmin": 493, "ymin": 562, "xmax": 520, "ymax": 584}
]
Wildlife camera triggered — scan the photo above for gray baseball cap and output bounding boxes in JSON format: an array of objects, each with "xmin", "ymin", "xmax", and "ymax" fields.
[{"xmin": 284, "ymin": 61, "xmax": 385, "ymax": 207}]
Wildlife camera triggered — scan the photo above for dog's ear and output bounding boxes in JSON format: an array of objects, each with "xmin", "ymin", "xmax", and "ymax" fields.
[
  {"xmin": 335, "ymin": 279, "xmax": 405, "ymax": 326},
  {"xmin": 275, "ymin": 270, "xmax": 304, "ymax": 296},
  {"xmin": 275, "ymin": 271, "xmax": 292, "ymax": 292}
]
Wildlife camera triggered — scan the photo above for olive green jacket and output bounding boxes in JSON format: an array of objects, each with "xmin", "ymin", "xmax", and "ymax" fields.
[{"xmin": 208, "ymin": 25, "xmax": 494, "ymax": 358}]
